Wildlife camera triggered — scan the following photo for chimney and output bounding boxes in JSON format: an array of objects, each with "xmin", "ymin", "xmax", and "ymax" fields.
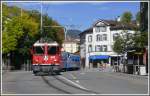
[{"xmin": 116, "ymin": 16, "xmax": 121, "ymax": 22}]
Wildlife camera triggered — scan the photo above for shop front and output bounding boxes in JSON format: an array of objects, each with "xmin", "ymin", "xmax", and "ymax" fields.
[{"xmin": 89, "ymin": 55, "xmax": 109, "ymax": 68}]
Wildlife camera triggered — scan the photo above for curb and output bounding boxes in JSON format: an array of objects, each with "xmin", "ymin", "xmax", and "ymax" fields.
[{"xmin": 110, "ymin": 72, "xmax": 148, "ymax": 80}]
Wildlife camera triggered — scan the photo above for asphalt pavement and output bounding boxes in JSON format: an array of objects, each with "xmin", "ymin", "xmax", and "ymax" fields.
[{"xmin": 1, "ymin": 69, "xmax": 149, "ymax": 95}]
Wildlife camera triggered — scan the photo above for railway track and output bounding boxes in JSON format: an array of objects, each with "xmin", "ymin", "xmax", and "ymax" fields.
[
  {"xmin": 41, "ymin": 76, "xmax": 71, "ymax": 94},
  {"xmin": 53, "ymin": 75, "xmax": 99, "ymax": 94},
  {"xmin": 41, "ymin": 74, "xmax": 99, "ymax": 94}
]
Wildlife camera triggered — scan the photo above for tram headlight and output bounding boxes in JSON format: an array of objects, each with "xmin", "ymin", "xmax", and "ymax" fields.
[
  {"xmin": 54, "ymin": 63, "xmax": 59, "ymax": 65},
  {"xmin": 34, "ymin": 59, "xmax": 38, "ymax": 63}
]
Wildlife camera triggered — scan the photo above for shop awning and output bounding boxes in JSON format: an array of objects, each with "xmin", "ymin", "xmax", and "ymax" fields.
[{"xmin": 89, "ymin": 55, "xmax": 109, "ymax": 60}]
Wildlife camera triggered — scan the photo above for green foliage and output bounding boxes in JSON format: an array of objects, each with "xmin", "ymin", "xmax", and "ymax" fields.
[
  {"xmin": 136, "ymin": 11, "xmax": 140, "ymax": 23},
  {"xmin": 2, "ymin": 16, "xmax": 24, "ymax": 54},
  {"xmin": 2, "ymin": 4, "xmax": 64, "ymax": 55},
  {"xmin": 133, "ymin": 31, "xmax": 148, "ymax": 50},
  {"xmin": 113, "ymin": 11, "xmax": 147, "ymax": 55},
  {"xmin": 2, "ymin": 32, "xmax": 17, "ymax": 53},
  {"xmin": 21, "ymin": 13, "xmax": 39, "ymax": 37},
  {"xmin": 42, "ymin": 14, "xmax": 64, "ymax": 45},
  {"xmin": 113, "ymin": 30, "xmax": 135, "ymax": 54},
  {"xmin": 121, "ymin": 11, "xmax": 133, "ymax": 24},
  {"xmin": 113, "ymin": 36, "xmax": 124, "ymax": 54},
  {"xmin": 113, "ymin": 30, "xmax": 148, "ymax": 54}
]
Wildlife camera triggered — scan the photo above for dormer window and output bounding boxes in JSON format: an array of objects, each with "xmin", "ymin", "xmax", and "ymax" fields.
[{"xmin": 95, "ymin": 26, "xmax": 106, "ymax": 32}]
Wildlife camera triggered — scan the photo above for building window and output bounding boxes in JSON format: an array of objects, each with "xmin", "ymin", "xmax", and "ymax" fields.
[
  {"xmin": 103, "ymin": 45, "xmax": 107, "ymax": 52},
  {"xmin": 95, "ymin": 27, "xmax": 100, "ymax": 32},
  {"xmin": 96, "ymin": 34, "xmax": 107, "ymax": 41},
  {"xmin": 100, "ymin": 26, "xmax": 106, "ymax": 32},
  {"xmin": 103, "ymin": 34, "xmax": 107, "ymax": 41},
  {"xmin": 88, "ymin": 35, "xmax": 92, "ymax": 42},
  {"xmin": 95, "ymin": 26, "xmax": 106, "ymax": 32},
  {"xmin": 95, "ymin": 45, "xmax": 107, "ymax": 52},
  {"xmin": 113, "ymin": 33, "xmax": 119, "ymax": 41},
  {"xmin": 88, "ymin": 45, "xmax": 92, "ymax": 52},
  {"xmin": 96, "ymin": 34, "xmax": 102, "ymax": 41},
  {"xmin": 95, "ymin": 45, "xmax": 102, "ymax": 52}
]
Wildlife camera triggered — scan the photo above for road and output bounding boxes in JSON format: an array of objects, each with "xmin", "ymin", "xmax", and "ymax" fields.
[{"xmin": 2, "ymin": 69, "xmax": 148, "ymax": 95}]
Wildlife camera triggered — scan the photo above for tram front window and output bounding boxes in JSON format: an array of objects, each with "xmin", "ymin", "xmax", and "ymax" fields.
[
  {"xmin": 48, "ymin": 46, "xmax": 58, "ymax": 55},
  {"xmin": 34, "ymin": 46, "xmax": 44, "ymax": 54}
]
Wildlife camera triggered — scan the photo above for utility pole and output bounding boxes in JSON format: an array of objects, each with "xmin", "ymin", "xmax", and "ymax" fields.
[{"xmin": 40, "ymin": 2, "xmax": 43, "ymax": 34}]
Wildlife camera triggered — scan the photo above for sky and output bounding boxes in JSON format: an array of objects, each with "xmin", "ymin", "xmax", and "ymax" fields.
[{"xmin": 5, "ymin": 1, "xmax": 140, "ymax": 31}]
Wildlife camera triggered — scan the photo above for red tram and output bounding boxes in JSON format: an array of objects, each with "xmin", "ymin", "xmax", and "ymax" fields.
[{"xmin": 30, "ymin": 42, "xmax": 62, "ymax": 75}]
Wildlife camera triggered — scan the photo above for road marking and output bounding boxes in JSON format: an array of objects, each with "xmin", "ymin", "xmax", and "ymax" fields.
[
  {"xmin": 68, "ymin": 73, "xmax": 80, "ymax": 83},
  {"xmin": 80, "ymin": 72, "xmax": 85, "ymax": 75},
  {"xmin": 76, "ymin": 80, "xmax": 79, "ymax": 83},
  {"xmin": 59, "ymin": 76, "xmax": 88, "ymax": 90},
  {"xmin": 69, "ymin": 73, "xmax": 77, "ymax": 79}
]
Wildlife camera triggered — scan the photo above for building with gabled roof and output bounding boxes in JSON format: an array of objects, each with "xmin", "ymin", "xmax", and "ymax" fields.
[{"xmin": 79, "ymin": 19, "xmax": 137, "ymax": 69}]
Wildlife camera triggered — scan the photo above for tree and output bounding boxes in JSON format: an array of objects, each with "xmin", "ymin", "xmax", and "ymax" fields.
[
  {"xmin": 113, "ymin": 30, "xmax": 134, "ymax": 55},
  {"xmin": 2, "ymin": 4, "xmax": 65, "ymax": 69},
  {"xmin": 133, "ymin": 31, "xmax": 148, "ymax": 52},
  {"xmin": 42, "ymin": 14, "xmax": 64, "ymax": 45},
  {"xmin": 136, "ymin": 11, "xmax": 140, "ymax": 24},
  {"xmin": 2, "ymin": 16, "xmax": 24, "ymax": 54},
  {"xmin": 113, "ymin": 30, "xmax": 135, "ymax": 72},
  {"xmin": 121, "ymin": 11, "xmax": 133, "ymax": 24},
  {"xmin": 2, "ymin": 4, "xmax": 64, "ymax": 54},
  {"xmin": 113, "ymin": 36, "xmax": 125, "ymax": 72},
  {"xmin": 113, "ymin": 36, "xmax": 124, "ymax": 54}
]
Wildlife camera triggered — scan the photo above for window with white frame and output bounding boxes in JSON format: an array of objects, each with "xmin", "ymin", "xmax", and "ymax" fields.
[
  {"xmin": 88, "ymin": 45, "xmax": 92, "ymax": 52},
  {"xmin": 103, "ymin": 45, "xmax": 107, "ymax": 52},
  {"xmin": 95, "ymin": 26, "xmax": 106, "ymax": 32},
  {"xmin": 95, "ymin": 45, "xmax": 103, "ymax": 52},
  {"xmin": 96, "ymin": 34, "xmax": 102, "ymax": 41},
  {"xmin": 88, "ymin": 35, "xmax": 92, "ymax": 42},
  {"xmin": 103, "ymin": 34, "xmax": 107, "ymax": 41},
  {"xmin": 113, "ymin": 33, "xmax": 119, "ymax": 41},
  {"xmin": 95, "ymin": 27, "xmax": 100, "ymax": 32},
  {"xmin": 100, "ymin": 26, "xmax": 107, "ymax": 32}
]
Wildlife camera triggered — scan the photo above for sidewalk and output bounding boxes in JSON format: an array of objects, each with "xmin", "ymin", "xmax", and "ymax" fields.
[
  {"xmin": 81, "ymin": 67, "xmax": 114, "ymax": 72},
  {"xmin": 81, "ymin": 67, "xmax": 148, "ymax": 80},
  {"xmin": 2, "ymin": 65, "xmax": 12, "ymax": 75},
  {"xmin": 109, "ymin": 72, "xmax": 148, "ymax": 80}
]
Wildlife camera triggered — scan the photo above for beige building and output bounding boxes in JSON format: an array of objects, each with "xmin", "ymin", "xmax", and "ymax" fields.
[{"xmin": 62, "ymin": 39, "xmax": 80, "ymax": 53}]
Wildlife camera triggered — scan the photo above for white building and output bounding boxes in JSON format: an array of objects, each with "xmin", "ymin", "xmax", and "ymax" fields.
[
  {"xmin": 79, "ymin": 19, "xmax": 137, "ymax": 68},
  {"xmin": 62, "ymin": 39, "xmax": 80, "ymax": 53}
]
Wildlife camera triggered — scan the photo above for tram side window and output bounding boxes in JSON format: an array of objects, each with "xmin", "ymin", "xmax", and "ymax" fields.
[
  {"xmin": 34, "ymin": 46, "xmax": 44, "ymax": 54},
  {"xmin": 48, "ymin": 46, "xmax": 57, "ymax": 55}
]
